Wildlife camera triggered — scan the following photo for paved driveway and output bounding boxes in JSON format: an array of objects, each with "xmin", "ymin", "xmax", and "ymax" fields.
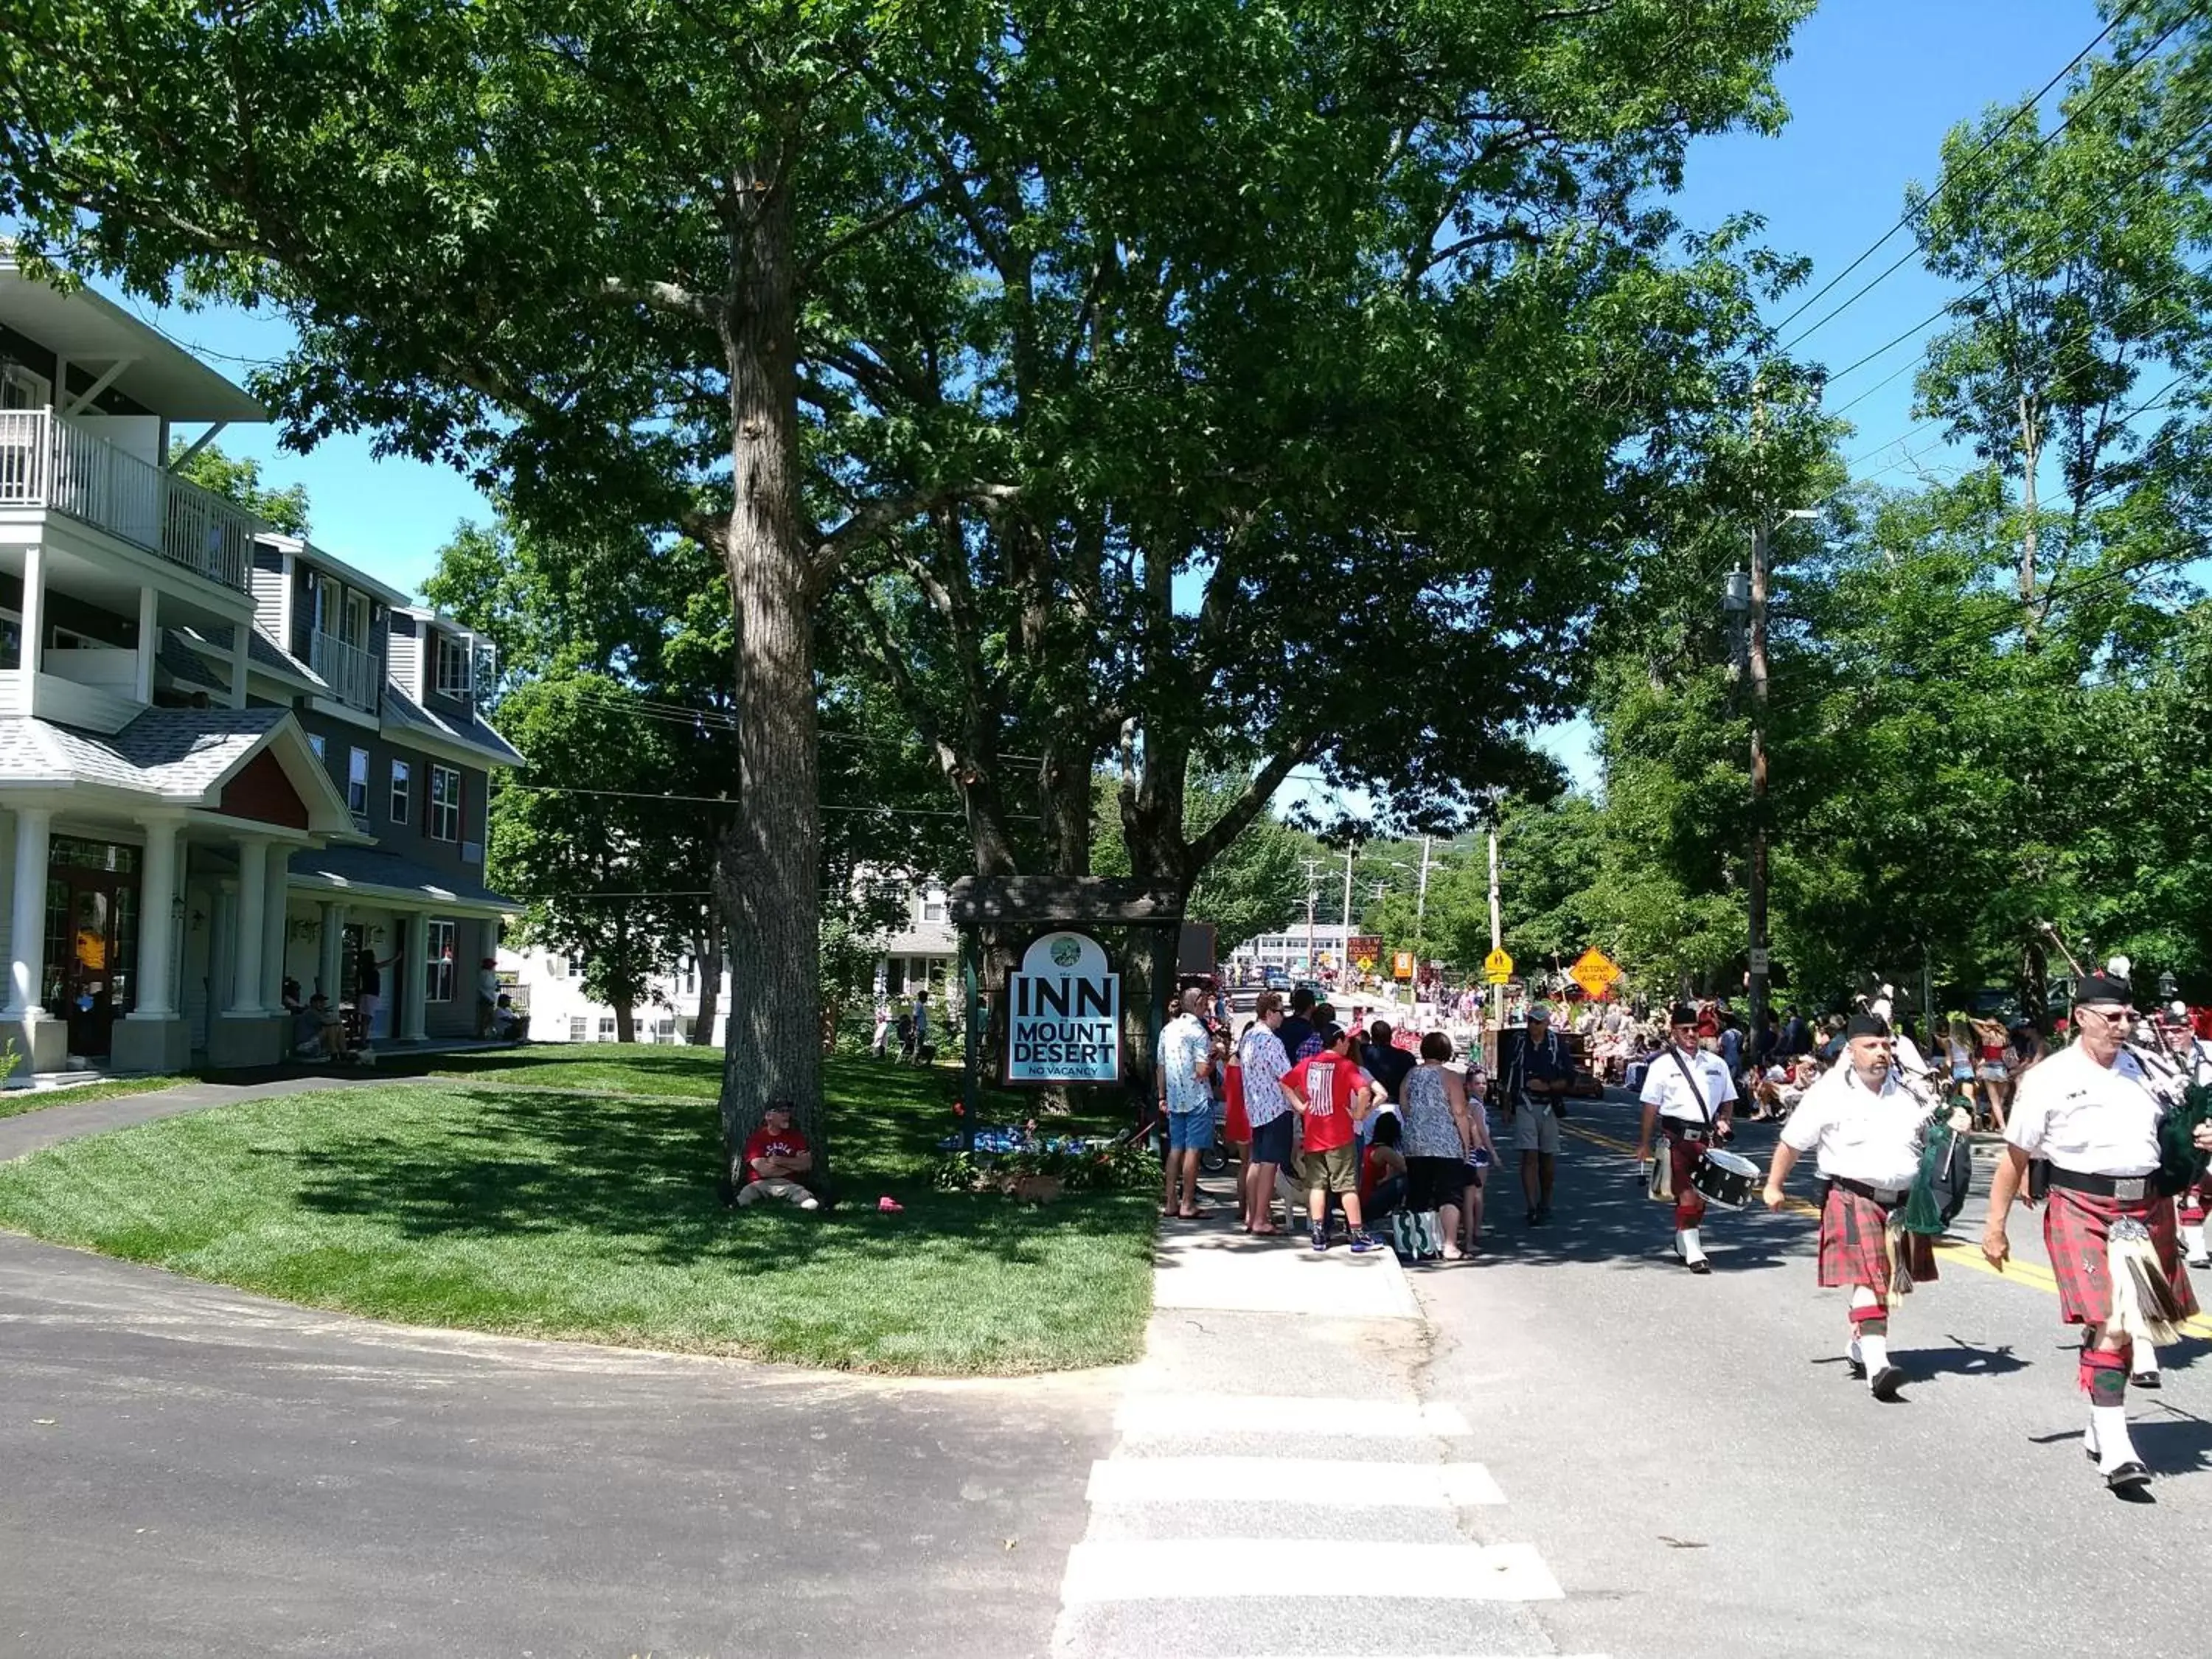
[{"xmin": 0, "ymin": 1085, "xmax": 1115, "ymax": 1659}]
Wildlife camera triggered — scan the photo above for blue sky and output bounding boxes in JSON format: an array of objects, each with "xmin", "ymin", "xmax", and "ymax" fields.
[{"xmin": 125, "ymin": 0, "xmax": 2113, "ymax": 796}]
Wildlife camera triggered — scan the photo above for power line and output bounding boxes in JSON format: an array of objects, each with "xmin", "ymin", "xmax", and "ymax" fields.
[
  {"xmin": 1780, "ymin": 6, "xmax": 2183, "ymax": 354},
  {"xmin": 1767, "ymin": 5, "xmax": 2136, "ymax": 341}
]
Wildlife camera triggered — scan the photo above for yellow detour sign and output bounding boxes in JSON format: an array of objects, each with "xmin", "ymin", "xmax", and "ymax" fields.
[
  {"xmin": 1483, "ymin": 947, "xmax": 1514, "ymax": 985},
  {"xmin": 1568, "ymin": 947, "xmax": 1621, "ymax": 999},
  {"xmin": 1393, "ymin": 950, "xmax": 1416, "ymax": 980},
  {"xmin": 1355, "ymin": 956, "xmax": 1376, "ymax": 973}
]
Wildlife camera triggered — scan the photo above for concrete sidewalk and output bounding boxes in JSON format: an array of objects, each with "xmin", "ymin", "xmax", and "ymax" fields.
[{"xmin": 1051, "ymin": 1201, "xmax": 1578, "ymax": 1658}]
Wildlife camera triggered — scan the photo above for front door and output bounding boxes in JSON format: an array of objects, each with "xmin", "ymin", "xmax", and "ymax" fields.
[{"xmin": 42, "ymin": 849, "xmax": 139, "ymax": 1059}]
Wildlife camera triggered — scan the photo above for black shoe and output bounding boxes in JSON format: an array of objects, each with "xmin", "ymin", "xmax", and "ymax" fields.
[
  {"xmin": 1526, "ymin": 1209, "xmax": 1540, "ymax": 1226},
  {"xmin": 1686, "ymin": 1256, "xmax": 1711, "ymax": 1276},
  {"xmin": 1534, "ymin": 1204, "xmax": 1552, "ymax": 1225},
  {"xmin": 1869, "ymin": 1365, "xmax": 1907, "ymax": 1402},
  {"xmin": 2105, "ymin": 1461, "xmax": 2153, "ymax": 1493},
  {"xmin": 1846, "ymin": 1359, "xmax": 1868, "ymax": 1382},
  {"xmin": 2132, "ymin": 1371, "xmax": 2162, "ymax": 1391}
]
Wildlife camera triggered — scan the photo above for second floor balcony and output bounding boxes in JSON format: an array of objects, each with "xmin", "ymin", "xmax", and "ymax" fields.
[
  {"xmin": 0, "ymin": 407, "xmax": 256, "ymax": 594},
  {"xmin": 307, "ymin": 627, "xmax": 378, "ymax": 712}
]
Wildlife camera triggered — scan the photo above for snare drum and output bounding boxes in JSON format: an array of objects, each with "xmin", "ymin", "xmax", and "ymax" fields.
[{"xmin": 1689, "ymin": 1146, "xmax": 1761, "ymax": 1210}]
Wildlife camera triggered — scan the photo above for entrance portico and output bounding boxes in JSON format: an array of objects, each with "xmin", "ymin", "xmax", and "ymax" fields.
[{"xmin": 0, "ymin": 708, "xmax": 354, "ymax": 1077}]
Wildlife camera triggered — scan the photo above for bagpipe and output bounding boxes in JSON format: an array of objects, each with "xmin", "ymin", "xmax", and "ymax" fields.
[
  {"xmin": 2119, "ymin": 1036, "xmax": 2212, "ymax": 1198},
  {"xmin": 1894, "ymin": 1058, "xmax": 1975, "ymax": 1239}
]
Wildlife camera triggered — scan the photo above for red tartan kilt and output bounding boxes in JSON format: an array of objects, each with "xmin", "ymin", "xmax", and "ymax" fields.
[
  {"xmin": 2043, "ymin": 1186, "xmax": 2201, "ymax": 1328},
  {"xmin": 2180, "ymin": 1180, "xmax": 2211, "ymax": 1227},
  {"xmin": 1818, "ymin": 1185, "xmax": 1936, "ymax": 1292}
]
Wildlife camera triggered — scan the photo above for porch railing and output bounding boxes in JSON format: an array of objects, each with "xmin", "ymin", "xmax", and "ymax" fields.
[
  {"xmin": 308, "ymin": 627, "xmax": 378, "ymax": 711},
  {"xmin": 0, "ymin": 407, "xmax": 256, "ymax": 592}
]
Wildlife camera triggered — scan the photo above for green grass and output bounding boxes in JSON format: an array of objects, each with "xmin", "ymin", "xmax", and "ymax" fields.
[
  {"xmin": 0, "ymin": 1074, "xmax": 194, "ymax": 1120},
  {"xmin": 0, "ymin": 1051, "xmax": 1155, "ymax": 1375}
]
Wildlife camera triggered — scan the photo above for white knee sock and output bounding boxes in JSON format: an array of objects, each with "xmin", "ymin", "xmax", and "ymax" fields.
[
  {"xmin": 2090, "ymin": 1404, "xmax": 2140, "ymax": 1472},
  {"xmin": 2185, "ymin": 1223, "xmax": 2207, "ymax": 1260},
  {"xmin": 2133, "ymin": 1344, "xmax": 2160, "ymax": 1382},
  {"xmin": 1857, "ymin": 1330, "xmax": 1891, "ymax": 1380},
  {"xmin": 1678, "ymin": 1227, "xmax": 1705, "ymax": 1263}
]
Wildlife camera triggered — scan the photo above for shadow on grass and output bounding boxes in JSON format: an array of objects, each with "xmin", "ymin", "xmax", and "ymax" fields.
[{"xmin": 279, "ymin": 1078, "xmax": 1151, "ymax": 1273}]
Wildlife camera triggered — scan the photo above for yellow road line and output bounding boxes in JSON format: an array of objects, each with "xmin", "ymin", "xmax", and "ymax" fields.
[{"xmin": 1557, "ymin": 1121, "xmax": 2212, "ymax": 1339}]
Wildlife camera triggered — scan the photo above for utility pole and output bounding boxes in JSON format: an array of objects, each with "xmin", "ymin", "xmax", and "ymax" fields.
[
  {"xmin": 1301, "ymin": 856, "xmax": 1323, "ymax": 976},
  {"xmin": 1487, "ymin": 828, "xmax": 1504, "ymax": 1036},
  {"xmin": 1341, "ymin": 844, "xmax": 1356, "ymax": 956},
  {"xmin": 1412, "ymin": 834, "xmax": 1433, "ymax": 1013},
  {"xmin": 1747, "ymin": 518, "xmax": 1771, "ymax": 1040}
]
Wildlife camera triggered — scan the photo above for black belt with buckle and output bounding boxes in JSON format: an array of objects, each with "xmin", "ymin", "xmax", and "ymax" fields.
[
  {"xmin": 1832, "ymin": 1175, "xmax": 1909, "ymax": 1208},
  {"xmin": 2045, "ymin": 1166, "xmax": 2153, "ymax": 1203},
  {"xmin": 1666, "ymin": 1124, "xmax": 1714, "ymax": 1144}
]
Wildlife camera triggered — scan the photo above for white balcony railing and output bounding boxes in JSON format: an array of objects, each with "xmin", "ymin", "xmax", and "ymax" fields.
[
  {"xmin": 0, "ymin": 407, "xmax": 255, "ymax": 592},
  {"xmin": 308, "ymin": 627, "xmax": 378, "ymax": 712}
]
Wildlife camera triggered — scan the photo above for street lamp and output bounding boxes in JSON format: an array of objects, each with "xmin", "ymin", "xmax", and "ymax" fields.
[{"xmin": 2160, "ymin": 969, "xmax": 2179, "ymax": 1004}]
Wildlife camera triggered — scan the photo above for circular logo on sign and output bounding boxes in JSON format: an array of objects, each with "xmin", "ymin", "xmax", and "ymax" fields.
[{"xmin": 1050, "ymin": 936, "xmax": 1082, "ymax": 968}]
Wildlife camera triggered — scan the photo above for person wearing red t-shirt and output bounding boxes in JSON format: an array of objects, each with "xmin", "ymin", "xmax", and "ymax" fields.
[
  {"xmin": 1283, "ymin": 1023, "xmax": 1383, "ymax": 1253},
  {"xmin": 736, "ymin": 1099, "xmax": 821, "ymax": 1211}
]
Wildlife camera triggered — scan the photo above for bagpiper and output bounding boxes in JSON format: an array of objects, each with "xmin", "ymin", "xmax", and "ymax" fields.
[
  {"xmin": 1983, "ymin": 973, "xmax": 2212, "ymax": 1493},
  {"xmin": 1764, "ymin": 1013, "xmax": 1949, "ymax": 1401}
]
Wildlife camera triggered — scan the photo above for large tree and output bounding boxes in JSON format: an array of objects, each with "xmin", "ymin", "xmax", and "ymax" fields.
[{"xmin": 0, "ymin": 0, "xmax": 1808, "ymax": 1164}]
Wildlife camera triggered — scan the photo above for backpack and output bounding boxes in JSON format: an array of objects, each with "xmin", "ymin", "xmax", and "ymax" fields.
[{"xmin": 1389, "ymin": 1208, "xmax": 1443, "ymax": 1262}]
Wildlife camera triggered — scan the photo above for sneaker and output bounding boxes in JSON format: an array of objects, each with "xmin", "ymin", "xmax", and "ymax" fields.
[
  {"xmin": 1348, "ymin": 1231, "xmax": 1382, "ymax": 1254},
  {"xmin": 1310, "ymin": 1228, "xmax": 1329, "ymax": 1253}
]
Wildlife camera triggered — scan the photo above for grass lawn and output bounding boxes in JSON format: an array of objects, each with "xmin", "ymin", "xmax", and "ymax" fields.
[
  {"xmin": 0, "ymin": 1048, "xmax": 1155, "ymax": 1376},
  {"xmin": 0, "ymin": 1074, "xmax": 194, "ymax": 1120}
]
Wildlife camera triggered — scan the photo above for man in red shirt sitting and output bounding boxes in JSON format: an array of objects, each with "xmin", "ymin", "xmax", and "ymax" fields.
[
  {"xmin": 1282, "ymin": 1023, "xmax": 1384, "ymax": 1253},
  {"xmin": 736, "ymin": 1099, "xmax": 821, "ymax": 1211}
]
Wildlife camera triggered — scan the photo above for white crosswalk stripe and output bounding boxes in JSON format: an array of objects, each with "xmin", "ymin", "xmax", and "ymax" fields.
[
  {"xmin": 1085, "ymin": 1455, "xmax": 1506, "ymax": 1508},
  {"xmin": 1060, "ymin": 1539, "xmax": 1564, "ymax": 1603},
  {"xmin": 1113, "ymin": 1393, "xmax": 1470, "ymax": 1440}
]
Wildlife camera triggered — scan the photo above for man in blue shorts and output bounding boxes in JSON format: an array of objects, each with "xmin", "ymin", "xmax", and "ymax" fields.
[{"xmin": 1160, "ymin": 987, "xmax": 1217, "ymax": 1220}]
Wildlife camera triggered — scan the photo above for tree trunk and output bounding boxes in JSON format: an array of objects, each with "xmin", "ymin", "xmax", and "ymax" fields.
[
  {"xmin": 614, "ymin": 999, "xmax": 636, "ymax": 1043},
  {"xmin": 715, "ymin": 178, "xmax": 827, "ymax": 1179},
  {"xmin": 692, "ymin": 923, "xmax": 723, "ymax": 1046}
]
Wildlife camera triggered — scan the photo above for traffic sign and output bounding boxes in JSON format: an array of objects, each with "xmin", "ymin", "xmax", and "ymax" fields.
[
  {"xmin": 1482, "ymin": 947, "xmax": 1514, "ymax": 985},
  {"xmin": 1747, "ymin": 947, "xmax": 1770, "ymax": 975},
  {"xmin": 1567, "ymin": 947, "xmax": 1620, "ymax": 1000},
  {"xmin": 1393, "ymin": 950, "xmax": 1416, "ymax": 980}
]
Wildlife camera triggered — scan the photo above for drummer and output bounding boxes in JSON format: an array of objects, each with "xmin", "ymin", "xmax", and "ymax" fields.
[
  {"xmin": 2160, "ymin": 1001, "xmax": 2212, "ymax": 1271},
  {"xmin": 1762, "ymin": 1013, "xmax": 1940, "ymax": 1402},
  {"xmin": 1635, "ymin": 1002, "xmax": 1739, "ymax": 1273},
  {"xmin": 1983, "ymin": 971, "xmax": 2211, "ymax": 1493}
]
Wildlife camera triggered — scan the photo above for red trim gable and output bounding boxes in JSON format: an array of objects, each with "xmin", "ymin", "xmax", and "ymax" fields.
[{"xmin": 218, "ymin": 749, "xmax": 310, "ymax": 830}]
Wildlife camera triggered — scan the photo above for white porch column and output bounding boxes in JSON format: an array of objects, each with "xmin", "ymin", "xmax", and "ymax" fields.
[
  {"xmin": 260, "ymin": 841, "xmax": 291, "ymax": 1007},
  {"xmin": 400, "ymin": 911, "xmax": 429, "ymax": 1041},
  {"xmin": 226, "ymin": 835, "xmax": 268, "ymax": 1015},
  {"xmin": 19, "ymin": 541, "xmax": 45, "ymax": 680},
  {"xmin": 4, "ymin": 806, "xmax": 51, "ymax": 1018},
  {"xmin": 209, "ymin": 880, "xmax": 236, "ymax": 1022},
  {"xmin": 134, "ymin": 586, "xmax": 159, "ymax": 705},
  {"xmin": 129, "ymin": 814, "xmax": 183, "ymax": 1019},
  {"xmin": 229, "ymin": 625, "xmax": 249, "ymax": 709},
  {"xmin": 316, "ymin": 900, "xmax": 346, "ymax": 1000}
]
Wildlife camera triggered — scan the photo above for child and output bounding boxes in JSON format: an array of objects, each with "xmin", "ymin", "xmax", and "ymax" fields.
[{"xmin": 1361, "ymin": 1109, "xmax": 1408, "ymax": 1220}]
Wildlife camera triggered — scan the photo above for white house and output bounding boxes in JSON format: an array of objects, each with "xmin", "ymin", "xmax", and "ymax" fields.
[
  {"xmin": 0, "ymin": 259, "xmax": 519, "ymax": 1072},
  {"xmin": 501, "ymin": 943, "xmax": 724, "ymax": 1046}
]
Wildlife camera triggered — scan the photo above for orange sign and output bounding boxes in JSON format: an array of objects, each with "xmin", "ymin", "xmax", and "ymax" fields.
[
  {"xmin": 1392, "ymin": 950, "xmax": 1416, "ymax": 980},
  {"xmin": 1568, "ymin": 947, "xmax": 1621, "ymax": 999}
]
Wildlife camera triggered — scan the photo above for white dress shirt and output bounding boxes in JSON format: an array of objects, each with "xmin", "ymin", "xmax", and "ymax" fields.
[
  {"xmin": 1639, "ymin": 1043, "xmax": 1737, "ymax": 1127},
  {"xmin": 1781, "ymin": 1063, "xmax": 1929, "ymax": 1189},
  {"xmin": 2006, "ymin": 1043, "xmax": 2163, "ymax": 1178}
]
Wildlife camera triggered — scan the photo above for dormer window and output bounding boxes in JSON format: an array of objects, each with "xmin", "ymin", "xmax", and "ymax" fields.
[{"xmin": 433, "ymin": 633, "xmax": 471, "ymax": 698}]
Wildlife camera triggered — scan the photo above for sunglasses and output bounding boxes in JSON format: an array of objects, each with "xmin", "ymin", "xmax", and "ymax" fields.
[{"xmin": 2078, "ymin": 1004, "xmax": 2133, "ymax": 1020}]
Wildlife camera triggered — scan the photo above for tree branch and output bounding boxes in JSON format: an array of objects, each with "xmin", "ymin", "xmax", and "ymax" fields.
[
  {"xmin": 1186, "ymin": 745, "xmax": 1315, "ymax": 871},
  {"xmin": 599, "ymin": 276, "xmax": 723, "ymax": 324},
  {"xmin": 810, "ymin": 481, "xmax": 1020, "ymax": 587}
]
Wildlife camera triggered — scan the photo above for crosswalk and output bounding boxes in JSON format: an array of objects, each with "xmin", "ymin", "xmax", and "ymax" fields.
[{"xmin": 1049, "ymin": 1380, "xmax": 1593, "ymax": 1658}]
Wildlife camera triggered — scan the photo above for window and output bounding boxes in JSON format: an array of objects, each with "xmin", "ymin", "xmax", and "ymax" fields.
[
  {"xmin": 549, "ymin": 954, "xmax": 569, "ymax": 980},
  {"xmin": 428, "ymin": 765, "xmax": 461, "ymax": 841},
  {"xmin": 568, "ymin": 1016, "xmax": 587, "ymax": 1043},
  {"xmin": 678, "ymin": 955, "xmax": 696, "ymax": 995},
  {"xmin": 1, "ymin": 364, "xmax": 51, "ymax": 409},
  {"xmin": 425, "ymin": 919, "xmax": 456, "ymax": 1001},
  {"xmin": 597, "ymin": 1016, "xmax": 616, "ymax": 1042},
  {"xmin": 347, "ymin": 747, "xmax": 369, "ymax": 815},
  {"xmin": 308, "ymin": 734, "xmax": 326, "ymax": 761},
  {"xmin": 922, "ymin": 893, "xmax": 947, "ymax": 923},
  {"xmin": 434, "ymin": 633, "xmax": 471, "ymax": 698},
  {"xmin": 389, "ymin": 759, "xmax": 411, "ymax": 824}
]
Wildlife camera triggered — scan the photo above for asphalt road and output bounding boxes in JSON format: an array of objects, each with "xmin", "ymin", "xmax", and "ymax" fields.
[
  {"xmin": 1417, "ymin": 1088, "xmax": 2212, "ymax": 1659},
  {"xmin": 0, "ymin": 1233, "xmax": 1112, "ymax": 1659}
]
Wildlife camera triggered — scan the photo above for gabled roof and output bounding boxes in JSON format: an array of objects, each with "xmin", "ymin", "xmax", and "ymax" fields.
[
  {"xmin": 382, "ymin": 681, "xmax": 524, "ymax": 767},
  {"xmin": 0, "ymin": 709, "xmax": 354, "ymax": 832},
  {"xmin": 0, "ymin": 260, "xmax": 268, "ymax": 423}
]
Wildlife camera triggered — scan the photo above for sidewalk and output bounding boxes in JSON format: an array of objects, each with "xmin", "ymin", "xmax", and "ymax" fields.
[{"xmin": 1050, "ymin": 1198, "xmax": 1579, "ymax": 1659}]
